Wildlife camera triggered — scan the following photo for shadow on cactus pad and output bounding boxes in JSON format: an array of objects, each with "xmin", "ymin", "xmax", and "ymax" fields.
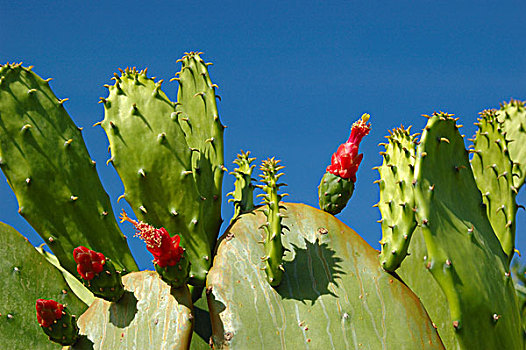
[{"xmin": 278, "ymin": 239, "xmax": 343, "ymax": 303}]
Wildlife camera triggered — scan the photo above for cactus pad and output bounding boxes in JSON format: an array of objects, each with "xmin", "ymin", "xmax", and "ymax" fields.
[
  {"xmin": 496, "ymin": 100, "xmax": 526, "ymax": 189},
  {"xmin": 71, "ymin": 271, "xmax": 194, "ymax": 350},
  {"xmin": 377, "ymin": 126, "xmax": 417, "ymax": 271},
  {"xmin": 470, "ymin": 110, "xmax": 517, "ymax": 263},
  {"xmin": 0, "ymin": 63, "xmax": 137, "ymax": 276},
  {"xmin": 206, "ymin": 203, "xmax": 444, "ymax": 349},
  {"xmin": 227, "ymin": 150, "xmax": 256, "ymax": 223},
  {"xmin": 0, "ymin": 222, "xmax": 86, "ymax": 350},
  {"xmin": 101, "ymin": 53, "xmax": 224, "ymax": 286},
  {"xmin": 399, "ymin": 113, "xmax": 522, "ymax": 349}
]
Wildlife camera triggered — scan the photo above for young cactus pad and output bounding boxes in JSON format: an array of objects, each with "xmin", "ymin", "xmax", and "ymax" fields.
[
  {"xmin": 70, "ymin": 271, "xmax": 194, "ymax": 350},
  {"xmin": 0, "ymin": 63, "xmax": 138, "ymax": 276},
  {"xmin": 227, "ymin": 150, "xmax": 256, "ymax": 223},
  {"xmin": 397, "ymin": 113, "xmax": 522, "ymax": 349},
  {"xmin": 257, "ymin": 158, "xmax": 288, "ymax": 287},
  {"xmin": 376, "ymin": 126, "xmax": 417, "ymax": 272},
  {"xmin": 319, "ymin": 113, "xmax": 371, "ymax": 215},
  {"xmin": 470, "ymin": 110, "xmax": 517, "ymax": 263},
  {"xmin": 99, "ymin": 53, "xmax": 224, "ymax": 286},
  {"xmin": 496, "ymin": 99, "xmax": 526, "ymax": 189},
  {"xmin": 206, "ymin": 203, "xmax": 444, "ymax": 349},
  {"xmin": 0, "ymin": 222, "xmax": 86, "ymax": 350}
]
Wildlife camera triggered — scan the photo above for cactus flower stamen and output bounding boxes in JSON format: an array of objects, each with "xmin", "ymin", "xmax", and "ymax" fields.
[
  {"xmin": 120, "ymin": 210, "xmax": 184, "ymax": 267},
  {"xmin": 36, "ymin": 299, "xmax": 64, "ymax": 328},
  {"xmin": 326, "ymin": 113, "xmax": 371, "ymax": 182},
  {"xmin": 73, "ymin": 246, "xmax": 106, "ymax": 280}
]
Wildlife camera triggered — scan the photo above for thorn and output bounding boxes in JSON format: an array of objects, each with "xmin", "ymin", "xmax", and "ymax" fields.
[
  {"xmin": 139, "ymin": 205, "xmax": 147, "ymax": 213},
  {"xmin": 64, "ymin": 139, "xmax": 73, "ymax": 147},
  {"xmin": 21, "ymin": 124, "xmax": 32, "ymax": 132},
  {"xmin": 117, "ymin": 194, "xmax": 125, "ymax": 203},
  {"xmin": 92, "ymin": 121, "xmax": 102, "ymax": 127},
  {"xmin": 70, "ymin": 195, "xmax": 78, "ymax": 201},
  {"xmin": 439, "ymin": 137, "xmax": 450, "ymax": 144}
]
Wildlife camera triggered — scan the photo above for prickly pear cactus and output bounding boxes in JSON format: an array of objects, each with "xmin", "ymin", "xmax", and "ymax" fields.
[
  {"xmin": 99, "ymin": 52, "xmax": 225, "ymax": 286},
  {"xmin": 319, "ymin": 114, "xmax": 371, "ymax": 215},
  {"xmin": 496, "ymin": 100, "xmax": 526, "ymax": 188},
  {"xmin": 0, "ymin": 222, "xmax": 86, "ymax": 350},
  {"xmin": 470, "ymin": 109, "xmax": 517, "ymax": 263},
  {"xmin": 256, "ymin": 158, "xmax": 288, "ymax": 287},
  {"xmin": 227, "ymin": 151, "xmax": 256, "ymax": 223},
  {"xmin": 70, "ymin": 271, "xmax": 194, "ymax": 350},
  {"xmin": 0, "ymin": 63, "xmax": 138, "ymax": 276},
  {"xmin": 206, "ymin": 203, "xmax": 444, "ymax": 349},
  {"xmin": 396, "ymin": 114, "xmax": 522, "ymax": 349},
  {"xmin": 376, "ymin": 126, "xmax": 417, "ymax": 271}
]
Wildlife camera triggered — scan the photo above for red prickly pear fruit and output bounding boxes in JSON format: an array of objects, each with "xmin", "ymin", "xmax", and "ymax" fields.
[
  {"xmin": 120, "ymin": 210, "xmax": 189, "ymax": 288},
  {"xmin": 35, "ymin": 299, "xmax": 79, "ymax": 346},
  {"xmin": 73, "ymin": 246, "xmax": 124, "ymax": 302},
  {"xmin": 326, "ymin": 113, "xmax": 371, "ymax": 182},
  {"xmin": 36, "ymin": 299, "xmax": 64, "ymax": 328},
  {"xmin": 319, "ymin": 114, "xmax": 371, "ymax": 215},
  {"xmin": 73, "ymin": 246, "xmax": 105, "ymax": 280}
]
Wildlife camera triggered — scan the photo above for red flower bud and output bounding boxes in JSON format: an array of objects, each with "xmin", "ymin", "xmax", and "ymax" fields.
[
  {"xmin": 120, "ymin": 210, "xmax": 184, "ymax": 268},
  {"xmin": 326, "ymin": 114, "xmax": 371, "ymax": 182},
  {"xmin": 73, "ymin": 246, "xmax": 106, "ymax": 280},
  {"xmin": 36, "ymin": 299, "xmax": 64, "ymax": 328}
]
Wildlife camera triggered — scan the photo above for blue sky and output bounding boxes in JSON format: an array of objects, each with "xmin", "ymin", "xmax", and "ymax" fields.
[{"xmin": 1, "ymin": 1, "xmax": 525, "ymax": 269}]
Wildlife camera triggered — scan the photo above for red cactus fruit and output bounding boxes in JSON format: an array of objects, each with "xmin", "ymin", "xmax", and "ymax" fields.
[
  {"xmin": 326, "ymin": 113, "xmax": 371, "ymax": 182},
  {"xmin": 73, "ymin": 246, "xmax": 106, "ymax": 280},
  {"xmin": 36, "ymin": 299, "xmax": 64, "ymax": 328},
  {"xmin": 120, "ymin": 210, "xmax": 184, "ymax": 267}
]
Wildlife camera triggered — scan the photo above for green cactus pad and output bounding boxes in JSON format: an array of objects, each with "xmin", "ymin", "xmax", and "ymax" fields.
[
  {"xmin": 70, "ymin": 271, "xmax": 194, "ymax": 350},
  {"xmin": 496, "ymin": 100, "xmax": 526, "ymax": 189},
  {"xmin": 101, "ymin": 54, "xmax": 224, "ymax": 286},
  {"xmin": 0, "ymin": 64, "xmax": 138, "ymax": 276},
  {"xmin": 399, "ymin": 113, "xmax": 522, "ymax": 349},
  {"xmin": 318, "ymin": 172, "xmax": 355, "ymax": 215},
  {"xmin": 206, "ymin": 203, "xmax": 444, "ymax": 349},
  {"xmin": 257, "ymin": 158, "xmax": 288, "ymax": 287},
  {"xmin": 175, "ymin": 52, "xmax": 225, "ymax": 250},
  {"xmin": 377, "ymin": 126, "xmax": 417, "ymax": 271},
  {"xmin": 228, "ymin": 150, "xmax": 256, "ymax": 223},
  {"xmin": 0, "ymin": 221, "xmax": 86, "ymax": 350},
  {"xmin": 470, "ymin": 110, "xmax": 517, "ymax": 263}
]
